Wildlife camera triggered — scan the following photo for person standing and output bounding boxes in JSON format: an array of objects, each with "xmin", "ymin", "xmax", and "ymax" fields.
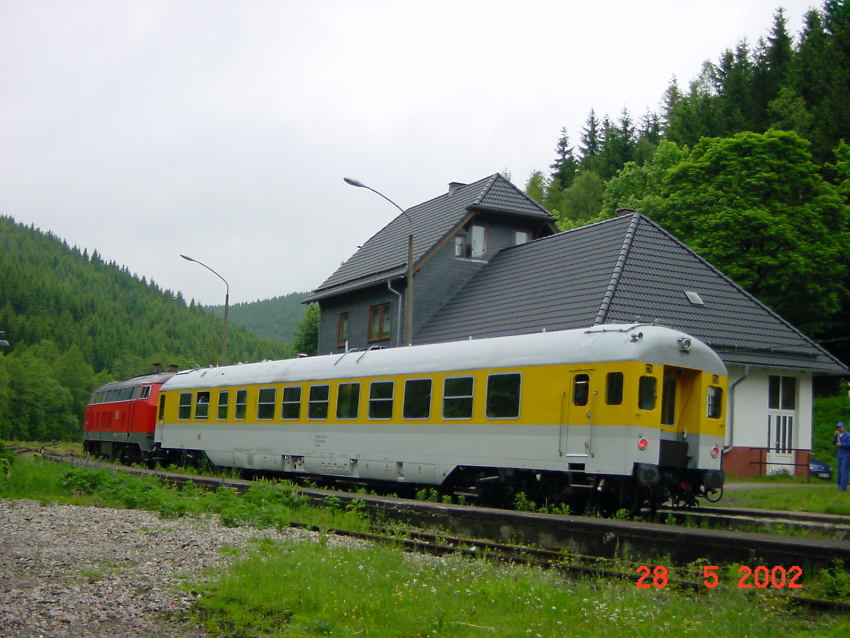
[{"xmin": 834, "ymin": 422, "xmax": 850, "ymax": 491}]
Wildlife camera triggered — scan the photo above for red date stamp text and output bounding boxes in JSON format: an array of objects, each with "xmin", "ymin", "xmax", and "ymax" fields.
[{"xmin": 636, "ymin": 565, "xmax": 803, "ymax": 589}]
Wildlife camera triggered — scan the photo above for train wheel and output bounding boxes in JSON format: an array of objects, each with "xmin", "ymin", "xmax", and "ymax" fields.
[
  {"xmin": 704, "ymin": 486, "xmax": 723, "ymax": 503},
  {"xmin": 620, "ymin": 481, "xmax": 646, "ymax": 517}
]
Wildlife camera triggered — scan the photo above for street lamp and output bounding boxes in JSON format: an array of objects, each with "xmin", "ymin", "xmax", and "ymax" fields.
[
  {"xmin": 344, "ymin": 177, "xmax": 414, "ymax": 346},
  {"xmin": 181, "ymin": 254, "xmax": 230, "ymax": 366}
]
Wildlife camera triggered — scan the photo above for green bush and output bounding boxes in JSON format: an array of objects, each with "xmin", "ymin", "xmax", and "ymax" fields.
[{"xmin": 813, "ymin": 396, "xmax": 850, "ymax": 465}]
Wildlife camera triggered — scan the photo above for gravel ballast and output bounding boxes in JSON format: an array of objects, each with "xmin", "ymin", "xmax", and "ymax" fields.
[{"xmin": 0, "ymin": 499, "xmax": 346, "ymax": 637}]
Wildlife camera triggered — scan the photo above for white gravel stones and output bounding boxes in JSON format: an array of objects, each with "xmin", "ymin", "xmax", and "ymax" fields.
[{"xmin": 0, "ymin": 499, "xmax": 332, "ymax": 637}]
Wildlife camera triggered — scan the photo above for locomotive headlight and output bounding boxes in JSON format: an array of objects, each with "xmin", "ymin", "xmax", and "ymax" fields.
[
  {"xmin": 637, "ymin": 438, "xmax": 649, "ymax": 450},
  {"xmin": 710, "ymin": 446, "xmax": 720, "ymax": 458},
  {"xmin": 679, "ymin": 337, "xmax": 692, "ymax": 352}
]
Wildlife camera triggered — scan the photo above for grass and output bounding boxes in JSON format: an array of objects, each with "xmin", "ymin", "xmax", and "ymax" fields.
[
  {"xmin": 0, "ymin": 452, "xmax": 373, "ymax": 533},
  {"xmin": 188, "ymin": 541, "xmax": 849, "ymax": 637},
  {"xmin": 3, "ymin": 444, "xmax": 850, "ymax": 636},
  {"xmin": 715, "ymin": 475, "xmax": 850, "ymax": 515}
]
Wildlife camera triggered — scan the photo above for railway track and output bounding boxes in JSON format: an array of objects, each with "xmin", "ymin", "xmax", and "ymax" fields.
[{"xmin": 30, "ymin": 452, "xmax": 850, "ymax": 612}]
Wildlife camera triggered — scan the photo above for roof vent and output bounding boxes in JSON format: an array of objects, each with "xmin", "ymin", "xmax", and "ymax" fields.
[
  {"xmin": 448, "ymin": 182, "xmax": 466, "ymax": 196},
  {"xmin": 684, "ymin": 291, "xmax": 705, "ymax": 305}
]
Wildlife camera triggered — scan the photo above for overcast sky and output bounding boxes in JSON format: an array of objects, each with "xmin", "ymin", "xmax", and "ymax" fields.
[{"xmin": 0, "ymin": 0, "xmax": 817, "ymax": 306}]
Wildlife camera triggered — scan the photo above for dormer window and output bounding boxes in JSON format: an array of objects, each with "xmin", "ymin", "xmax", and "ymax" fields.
[
  {"xmin": 514, "ymin": 230, "xmax": 531, "ymax": 246},
  {"xmin": 470, "ymin": 225, "xmax": 487, "ymax": 259},
  {"xmin": 453, "ymin": 235, "xmax": 466, "ymax": 257}
]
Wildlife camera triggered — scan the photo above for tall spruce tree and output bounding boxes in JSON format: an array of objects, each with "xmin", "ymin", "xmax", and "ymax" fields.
[{"xmin": 549, "ymin": 128, "xmax": 579, "ymax": 189}]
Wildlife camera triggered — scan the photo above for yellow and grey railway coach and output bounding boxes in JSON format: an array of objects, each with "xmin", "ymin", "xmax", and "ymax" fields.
[{"xmin": 156, "ymin": 323, "xmax": 727, "ymax": 511}]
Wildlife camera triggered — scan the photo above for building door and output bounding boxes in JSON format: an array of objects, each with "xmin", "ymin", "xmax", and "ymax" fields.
[
  {"xmin": 560, "ymin": 371, "xmax": 595, "ymax": 458},
  {"xmin": 766, "ymin": 375, "xmax": 797, "ymax": 475}
]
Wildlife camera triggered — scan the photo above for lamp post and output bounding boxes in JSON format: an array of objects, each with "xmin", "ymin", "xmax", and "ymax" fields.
[
  {"xmin": 181, "ymin": 254, "xmax": 230, "ymax": 366},
  {"xmin": 344, "ymin": 177, "xmax": 413, "ymax": 346}
]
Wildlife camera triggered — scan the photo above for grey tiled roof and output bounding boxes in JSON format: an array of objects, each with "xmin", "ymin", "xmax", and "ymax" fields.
[
  {"xmin": 307, "ymin": 174, "xmax": 552, "ymax": 301},
  {"xmin": 416, "ymin": 213, "xmax": 845, "ymax": 373}
]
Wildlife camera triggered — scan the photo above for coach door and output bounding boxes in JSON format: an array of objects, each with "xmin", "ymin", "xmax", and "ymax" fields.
[
  {"xmin": 660, "ymin": 366, "xmax": 700, "ymax": 466},
  {"xmin": 560, "ymin": 371, "xmax": 595, "ymax": 458}
]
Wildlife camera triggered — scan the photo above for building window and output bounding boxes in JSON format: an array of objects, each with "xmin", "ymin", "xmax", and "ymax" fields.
[
  {"xmin": 453, "ymin": 235, "xmax": 467, "ymax": 257},
  {"xmin": 337, "ymin": 382, "xmax": 360, "ymax": 419},
  {"xmin": 235, "ymin": 389, "xmax": 248, "ymax": 420},
  {"xmin": 195, "ymin": 391, "xmax": 210, "ymax": 420},
  {"xmin": 337, "ymin": 312, "xmax": 349, "ymax": 348},
  {"xmin": 443, "ymin": 376, "xmax": 473, "ymax": 419},
  {"xmin": 309, "ymin": 384, "xmax": 330, "ymax": 419},
  {"xmin": 368, "ymin": 303, "xmax": 391, "ymax": 341},
  {"xmin": 606, "ymin": 372, "xmax": 623, "ymax": 405},
  {"xmin": 369, "ymin": 381, "xmax": 394, "ymax": 419},
  {"xmin": 217, "ymin": 390, "xmax": 229, "ymax": 420},
  {"xmin": 514, "ymin": 230, "xmax": 531, "ymax": 245},
  {"xmin": 257, "ymin": 388, "xmax": 276, "ymax": 420},
  {"xmin": 486, "ymin": 373, "xmax": 521, "ymax": 418},
  {"xmin": 768, "ymin": 375, "xmax": 796, "ymax": 410},
  {"xmin": 470, "ymin": 225, "xmax": 487, "ymax": 259},
  {"xmin": 281, "ymin": 386, "xmax": 301, "ymax": 420},
  {"xmin": 403, "ymin": 379, "xmax": 432, "ymax": 419}
]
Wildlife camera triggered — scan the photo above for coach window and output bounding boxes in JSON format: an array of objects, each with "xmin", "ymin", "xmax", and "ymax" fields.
[
  {"xmin": 707, "ymin": 386, "xmax": 723, "ymax": 419},
  {"xmin": 217, "ymin": 390, "xmax": 229, "ymax": 420},
  {"xmin": 368, "ymin": 303, "xmax": 391, "ymax": 342},
  {"xmin": 195, "ymin": 391, "xmax": 210, "ymax": 420},
  {"xmin": 140, "ymin": 386, "xmax": 151, "ymax": 400},
  {"xmin": 573, "ymin": 374, "xmax": 589, "ymax": 407},
  {"xmin": 661, "ymin": 377, "xmax": 676, "ymax": 425},
  {"xmin": 235, "ymin": 389, "xmax": 248, "ymax": 421},
  {"xmin": 258, "ymin": 388, "xmax": 276, "ymax": 420},
  {"xmin": 606, "ymin": 372, "xmax": 623, "ymax": 405},
  {"xmin": 281, "ymin": 386, "xmax": 302, "ymax": 420},
  {"xmin": 337, "ymin": 383, "xmax": 360, "ymax": 419},
  {"xmin": 638, "ymin": 376, "xmax": 657, "ymax": 411},
  {"xmin": 486, "ymin": 373, "xmax": 521, "ymax": 418},
  {"xmin": 403, "ymin": 379, "xmax": 432, "ymax": 419},
  {"xmin": 369, "ymin": 381, "xmax": 394, "ymax": 419},
  {"xmin": 443, "ymin": 376, "xmax": 474, "ymax": 419},
  {"xmin": 158, "ymin": 395, "xmax": 166, "ymax": 421},
  {"xmin": 178, "ymin": 392, "xmax": 192, "ymax": 420},
  {"xmin": 337, "ymin": 312, "xmax": 349, "ymax": 348},
  {"xmin": 309, "ymin": 385, "xmax": 330, "ymax": 419}
]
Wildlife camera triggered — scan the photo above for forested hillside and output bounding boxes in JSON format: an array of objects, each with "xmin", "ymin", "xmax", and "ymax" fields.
[
  {"xmin": 0, "ymin": 216, "xmax": 289, "ymax": 441},
  {"xmin": 526, "ymin": 1, "xmax": 850, "ymax": 365},
  {"xmin": 206, "ymin": 292, "xmax": 309, "ymax": 344}
]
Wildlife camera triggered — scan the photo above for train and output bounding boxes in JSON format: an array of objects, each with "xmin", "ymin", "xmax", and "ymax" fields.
[{"xmin": 84, "ymin": 323, "xmax": 727, "ymax": 513}]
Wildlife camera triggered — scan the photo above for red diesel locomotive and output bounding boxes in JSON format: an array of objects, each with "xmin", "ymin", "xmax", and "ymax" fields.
[{"xmin": 83, "ymin": 366, "xmax": 176, "ymax": 462}]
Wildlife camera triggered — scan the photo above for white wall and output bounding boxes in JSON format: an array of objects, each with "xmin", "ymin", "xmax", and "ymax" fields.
[{"xmin": 726, "ymin": 365, "xmax": 812, "ymax": 452}]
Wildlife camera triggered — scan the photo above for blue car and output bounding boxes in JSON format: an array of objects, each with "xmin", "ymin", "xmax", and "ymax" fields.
[{"xmin": 810, "ymin": 458, "xmax": 834, "ymax": 481}]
